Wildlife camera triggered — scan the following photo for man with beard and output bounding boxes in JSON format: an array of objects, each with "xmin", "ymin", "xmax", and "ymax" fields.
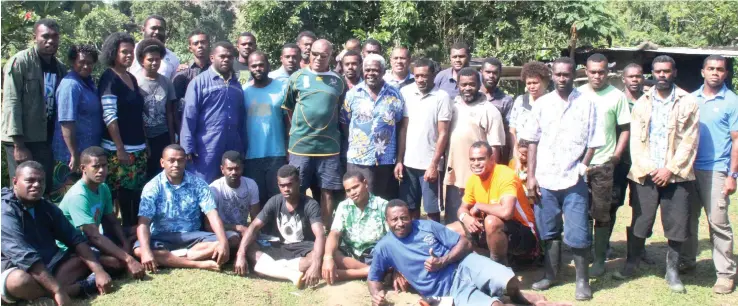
[
  {"xmin": 341, "ymin": 54, "xmax": 406, "ymax": 202},
  {"xmin": 180, "ymin": 42, "xmax": 245, "ymax": 183},
  {"xmin": 614, "ymin": 55, "xmax": 699, "ymax": 294},
  {"xmin": 444, "ymin": 67, "xmax": 505, "ymax": 224},
  {"xmin": 434, "ymin": 42, "xmax": 481, "ymax": 100},
  {"xmin": 681, "ymin": 55, "xmax": 737, "ymax": 294},
  {"xmin": 130, "ymin": 15, "xmax": 180, "ymax": 80},
  {"xmin": 383, "ymin": 47, "xmax": 414, "ymax": 89},
  {"xmin": 233, "ymin": 32, "xmax": 257, "ymax": 86},
  {"xmin": 481, "ymin": 57, "xmax": 514, "ymax": 164},
  {"xmin": 576, "ymin": 54, "xmax": 631, "ymax": 277},
  {"xmin": 296, "ymin": 31, "xmax": 317, "ymax": 69},
  {"xmin": 368, "ymin": 199, "xmax": 563, "ymax": 306},
  {"xmin": 172, "ymin": 30, "xmax": 211, "ymax": 134},
  {"xmin": 208, "ymin": 151, "xmax": 260, "ymax": 238},
  {"xmin": 283, "ymin": 39, "xmax": 345, "ymax": 227},
  {"xmin": 521, "ymin": 57, "xmax": 601, "ymax": 300},
  {"xmin": 2, "ymin": 18, "xmax": 66, "ymax": 193},
  {"xmin": 398, "ymin": 58, "xmax": 451, "ymax": 222},
  {"xmin": 243, "ymin": 51, "xmax": 289, "ymax": 204},
  {"xmin": 268, "ymin": 43, "xmax": 301, "ymax": 81}
]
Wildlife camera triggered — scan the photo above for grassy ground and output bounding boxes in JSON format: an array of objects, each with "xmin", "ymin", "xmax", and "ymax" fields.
[{"xmin": 18, "ymin": 195, "xmax": 738, "ymax": 306}]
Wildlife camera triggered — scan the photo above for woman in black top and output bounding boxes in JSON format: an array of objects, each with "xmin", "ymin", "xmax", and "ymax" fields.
[{"xmin": 99, "ymin": 32, "xmax": 148, "ymax": 229}]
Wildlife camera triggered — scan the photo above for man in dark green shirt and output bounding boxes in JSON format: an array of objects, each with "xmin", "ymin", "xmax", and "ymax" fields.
[{"xmin": 282, "ymin": 39, "xmax": 345, "ymax": 227}]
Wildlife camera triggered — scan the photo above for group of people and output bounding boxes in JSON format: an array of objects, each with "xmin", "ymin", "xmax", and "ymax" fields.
[{"xmin": 1, "ymin": 13, "xmax": 735, "ymax": 306}]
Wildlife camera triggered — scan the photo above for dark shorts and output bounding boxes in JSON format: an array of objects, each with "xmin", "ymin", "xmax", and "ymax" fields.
[
  {"xmin": 245, "ymin": 156, "xmax": 287, "ymax": 204},
  {"xmin": 400, "ymin": 167, "xmax": 444, "ymax": 214},
  {"xmin": 587, "ymin": 161, "xmax": 615, "ymax": 224},
  {"xmin": 289, "ymin": 154, "xmax": 342, "ymax": 191},
  {"xmin": 471, "ymin": 219, "xmax": 538, "ymax": 256},
  {"xmin": 612, "ymin": 161, "xmax": 630, "ymax": 208},
  {"xmin": 133, "ymin": 231, "xmax": 218, "ymax": 251},
  {"xmin": 339, "ymin": 246, "xmax": 374, "ymax": 265},
  {"xmin": 146, "ymin": 134, "xmax": 170, "ymax": 181},
  {"xmin": 629, "ymin": 178, "xmax": 693, "ymax": 242},
  {"xmin": 263, "ymin": 241, "xmax": 315, "ymax": 260},
  {"xmin": 346, "ymin": 163, "xmax": 399, "ymax": 200}
]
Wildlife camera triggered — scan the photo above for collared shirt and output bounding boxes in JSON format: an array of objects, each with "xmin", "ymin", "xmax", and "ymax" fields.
[
  {"xmin": 180, "ymin": 68, "xmax": 245, "ymax": 183},
  {"xmin": 400, "ymin": 84, "xmax": 452, "ymax": 170},
  {"xmin": 519, "ymin": 89, "xmax": 603, "ymax": 191},
  {"xmin": 52, "ymin": 71, "xmax": 102, "ymax": 163},
  {"xmin": 484, "ymin": 87, "xmax": 514, "ymax": 125},
  {"xmin": 383, "ymin": 71, "xmax": 414, "ymax": 89},
  {"xmin": 1, "ymin": 188, "xmax": 87, "ymax": 273},
  {"xmin": 130, "ymin": 45, "xmax": 180, "ymax": 80},
  {"xmin": 268, "ymin": 66, "xmax": 291, "ymax": 81},
  {"xmin": 139, "ymin": 171, "xmax": 216, "ymax": 235},
  {"xmin": 172, "ymin": 61, "xmax": 210, "ymax": 115},
  {"xmin": 509, "ymin": 93, "xmax": 538, "ymax": 132},
  {"xmin": 433, "ymin": 67, "xmax": 481, "ymax": 100},
  {"xmin": 649, "ymin": 86, "xmax": 677, "ymax": 168},
  {"xmin": 341, "ymin": 82, "xmax": 406, "ymax": 166},
  {"xmin": 330, "ymin": 194, "xmax": 389, "ymax": 257},
  {"xmin": 693, "ymin": 84, "xmax": 738, "ymax": 171}
]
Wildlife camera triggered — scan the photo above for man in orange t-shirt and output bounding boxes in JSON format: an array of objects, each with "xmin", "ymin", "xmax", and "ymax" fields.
[{"xmin": 447, "ymin": 141, "xmax": 537, "ymax": 265}]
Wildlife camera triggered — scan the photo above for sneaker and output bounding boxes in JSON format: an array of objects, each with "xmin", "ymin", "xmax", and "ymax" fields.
[
  {"xmin": 713, "ymin": 278, "xmax": 735, "ymax": 294},
  {"xmin": 76, "ymin": 273, "xmax": 97, "ymax": 297}
]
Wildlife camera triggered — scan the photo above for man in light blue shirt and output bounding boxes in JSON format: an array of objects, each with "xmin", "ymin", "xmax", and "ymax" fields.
[
  {"xmin": 268, "ymin": 43, "xmax": 301, "ymax": 81},
  {"xmin": 682, "ymin": 55, "xmax": 737, "ymax": 294},
  {"xmin": 244, "ymin": 51, "xmax": 289, "ymax": 204},
  {"xmin": 383, "ymin": 47, "xmax": 414, "ymax": 89}
]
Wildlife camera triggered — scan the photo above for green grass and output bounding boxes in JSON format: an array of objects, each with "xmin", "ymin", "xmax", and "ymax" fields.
[{"xmin": 20, "ymin": 195, "xmax": 738, "ymax": 306}]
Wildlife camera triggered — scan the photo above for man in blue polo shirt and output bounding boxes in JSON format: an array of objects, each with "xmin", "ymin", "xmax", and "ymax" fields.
[
  {"xmin": 682, "ymin": 55, "xmax": 737, "ymax": 294},
  {"xmin": 433, "ymin": 42, "xmax": 481, "ymax": 100}
]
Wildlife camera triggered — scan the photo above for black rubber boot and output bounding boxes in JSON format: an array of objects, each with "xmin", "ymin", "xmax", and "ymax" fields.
[
  {"xmin": 573, "ymin": 247, "xmax": 593, "ymax": 300},
  {"xmin": 665, "ymin": 240, "xmax": 686, "ymax": 293},
  {"xmin": 590, "ymin": 225, "xmax": 610, "ymax": 277},
  {"xmin": 613, "ymin": 227, "xmax": 645, "ymax": 280},
  {"xmin": 532, "ymin": 240, "xmax": 561, "ymax": 291}
]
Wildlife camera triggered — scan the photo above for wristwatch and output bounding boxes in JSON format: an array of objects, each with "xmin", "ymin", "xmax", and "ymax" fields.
[{"xmin": 729, "ymin": 172, "xmax": 738, "ymax": 179}]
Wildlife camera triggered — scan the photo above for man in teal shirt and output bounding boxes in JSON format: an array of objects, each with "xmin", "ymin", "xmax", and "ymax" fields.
[
  {"xmin": 282, "ymin": 39, "xmax": 345, "ymax": 226},
  {"xmin": 58, "ymin": 146, "xmax": 145, "ymax": 279},
  {"xmin": 682, "ymin": 55, "xmax": 737, "ymax": 294}
]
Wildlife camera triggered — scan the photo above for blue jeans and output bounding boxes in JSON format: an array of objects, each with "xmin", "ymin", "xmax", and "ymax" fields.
[
  {"xmin": 450, "ymin": 253, "xmax": 515, "ymax": 306},
  {"xmin": 536, "ymin": 178, "xmax": 592, "ymax": 248},
  {"xmin": 400, "ymin": 167, "xmax": 444, "ymax": 214}
]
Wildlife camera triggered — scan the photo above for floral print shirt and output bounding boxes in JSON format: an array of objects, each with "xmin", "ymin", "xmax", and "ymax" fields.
[
  {"xmin": 139, "ymin": 171, "xmax": 216, "ymax": 235},
  {"xmin": 330, "ymin": 194, "xmax": 389, "ymax": 257}
]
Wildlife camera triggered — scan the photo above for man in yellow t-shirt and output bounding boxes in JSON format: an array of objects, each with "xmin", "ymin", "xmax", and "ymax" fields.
[{"xmin": 447, "ymin": 141, "xmax": 537, "ymax": 266}]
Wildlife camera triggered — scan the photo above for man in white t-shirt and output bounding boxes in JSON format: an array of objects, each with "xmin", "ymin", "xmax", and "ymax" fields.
[
  {"xmin": 207, "ymin": 151, "xmax": 260, "ymax": 236},
  {"xmin": 129, "ymin": 15, "xmax": 180, "ymax": 80}
]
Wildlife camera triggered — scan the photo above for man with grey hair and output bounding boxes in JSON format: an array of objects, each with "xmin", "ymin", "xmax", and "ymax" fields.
[{"xmin": 340, "ymin": 53, "xmax": 407, "ymax": 200}]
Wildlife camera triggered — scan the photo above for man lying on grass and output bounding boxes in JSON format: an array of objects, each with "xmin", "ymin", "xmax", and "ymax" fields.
[
  {"xmin": 367, "ymin": 199, "xmax": 569, "ymax": 306},
  {"xmin": 232, "ymin": 165, "xmax": 326, "ymax": 288},
  {"xmin": 134, "ymin": 145, "xmax": 238, "ymax": 273}
]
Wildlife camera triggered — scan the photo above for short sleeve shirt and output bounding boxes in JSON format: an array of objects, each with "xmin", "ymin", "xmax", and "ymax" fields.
[
  {"xmin": 138, "ymin": 171, "xmax": 216, "ymax": 235},
  {"xmin": 693, "ymin": 85, "xmax": 738, "ymax": 171},
  {"xmin": 209, "ymin": 177, "xmax": 260, "ymax": 226},
  {"xmin": 577, "ymin": 85, "xmax": 631, "ymax": 165},
  {"xmin": 649, "ymin": 87, "xmax": 677, "ymax": 168},
  {"xmin": 282, "ymin": 68, "xmax": 345, "ymax": 156},
  {"xmin": 463, "ymin": 164, "xmax": 535, "ymax": 230},
  {"xmin": 244, "ymin": 79, "xmax": 289, "ymax": 159},
  {"xmin": 256, "ymin": 194, "xmax": 322, "ymax": 244},
  {"xmin": 51, "ymin": 71, "xmax": 103, "ymax": 163},
  {"xmin": 341, "ymin": 82, "xmax": 405, "ymax": 166},
  {"xmin": 401, "ymin": 84, "xmax": 452, "ymax": 170},
  {"xmin": 330, "ymin": 194, "xmax": 389, "ymax": 257},
  {"xmin": 368, "ymin": 220, "xmax": 460, "ymax": 298},
  {"xmin": 57, "ymin": 180, "xmax": 113, "ymax": 250},
  {"xmin": 509, "ymin": 94, "xmax": 537, "ymax": 132},
  {"xmin": 135, "ymin": 73, "xmax": 177, "ymax": 138}
]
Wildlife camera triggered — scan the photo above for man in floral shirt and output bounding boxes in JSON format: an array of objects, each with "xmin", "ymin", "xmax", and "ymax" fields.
[
  {"xmin": 321, "ymin": 171, "xmax": 389, "ymax": 284},
  {"xmin": 341, "ymin": 54, "xmax": 407, "ymax": 201}
]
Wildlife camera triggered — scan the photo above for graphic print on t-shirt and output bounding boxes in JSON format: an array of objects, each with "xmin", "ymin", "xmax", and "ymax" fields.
[
  {"xmin": 90, "ymin": 202, "xmax": 103, "ymax": 224},
  {"xmin": 277, "ymin": 211, "xmax": 304, "ymax": 244},
  {"xmin": 44, "ymin": 72, "xmax": 58, "ymax": 119}
]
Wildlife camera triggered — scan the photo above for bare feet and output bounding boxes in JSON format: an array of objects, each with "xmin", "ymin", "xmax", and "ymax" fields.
[{"xmin": 198, "ymin": 260, "xmax": 222, "ymax": 272}]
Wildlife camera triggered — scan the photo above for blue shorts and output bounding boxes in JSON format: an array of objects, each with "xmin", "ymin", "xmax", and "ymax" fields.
[
  {"xmin": 536, "ymin": 178, "xmax": 592, "ymax": 249},
  {"xmin": 449, "ymin": 253, "xmax": 515, "ymax": 306},
  {"xmin": 400, "ymin": 167, "xmax": 444, "ymax": 214},
  {"xmin": 133, "ymin": 231, "xmax": 221, "ymax": 251},
  {"xmin": 289, "ymin": 154, "xmax": 343, "ymax": 191}
]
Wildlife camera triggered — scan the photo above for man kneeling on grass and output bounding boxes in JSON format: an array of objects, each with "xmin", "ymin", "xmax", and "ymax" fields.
[
  {"xmin": 322, "ymin": 171, "xmax": 389, "ymax": 284},
  {"xmin": 58, "ymin": 147, "xmax": 145, "ymax": 279},
  {"xmin": 233, "ymin": 165, "xmax": 325, "ymax": 288},
  {"xmin": 368, "ymin": 200, "xmax": 566, "ymax": 306},
  {"xmin": 447, "ymin": 141, "xmax": 538, "ymax": 266},
  {"xmin": 134, "ymin": 145, "xmax": 238, "ymax": 273}
]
